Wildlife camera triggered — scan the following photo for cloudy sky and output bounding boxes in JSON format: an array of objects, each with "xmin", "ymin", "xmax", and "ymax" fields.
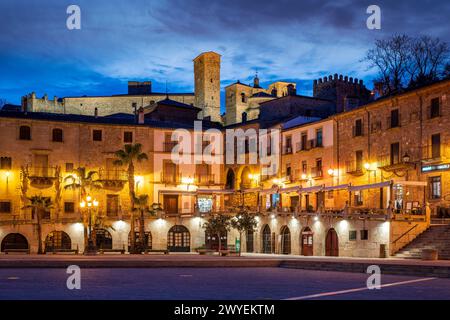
[{"xmin": 1, "ymin": 0, "xmax": 449, "ymax": 111}]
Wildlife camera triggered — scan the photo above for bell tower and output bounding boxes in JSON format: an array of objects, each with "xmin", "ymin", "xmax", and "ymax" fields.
[{"xmin": 193, "ymin": 52, "xmax": 221, "ymax": 122}]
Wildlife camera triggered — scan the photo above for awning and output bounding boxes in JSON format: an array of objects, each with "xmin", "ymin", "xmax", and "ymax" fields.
[
  {"xmin": 242, "ymin": 187, "xmax": 262, "ymax": 194},
  {"xmin": 299, "ymin": 185, "xmax": 324, "ymax": 193},
  {"xmin": 348, "ymin": 181, "xmax": 391, "ymax": 192},
  {"xmin": 393, "ymin": 181, "xmax": 427, "ymax": 187},
  {"xmin": 279, "ymin": 186, "xmax": 300, "ymax": 193},
  {"xmin": 323, "ymin": 184, "xmax": 349, "ymax": 192},
  {"xmin": 196, "ymin": 189, "xmax": 235, "ymax": 194},
  {"xmin": 158, "ymin": 190, "xmax": 196, "ymax": 196},
  {"xmin": 259, "ymin": 187, "xmax": 278, "ymax": 195}
]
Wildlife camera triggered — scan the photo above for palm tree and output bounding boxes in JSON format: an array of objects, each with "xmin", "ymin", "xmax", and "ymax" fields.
[
  {"xmin": 133, "ymin": 194, "xmax": 150, "ymax": 252},
  {"xmin": 64, "ymin": 167, "xmax": 102, "ymax": 246},
  {"xmin": 231, "ymin": 209, "xmax": 258, "ymax": 256},
  {"xmin": 23, "ymin": 195, "xmax": 53, "ymax": 254},
  {"xmin": 113, "ymin": 143, "xmax": 148, "ymax": 253},
  {"xmin": 203, "ymin": 214, "xmax": 231, "ymax": 253}
]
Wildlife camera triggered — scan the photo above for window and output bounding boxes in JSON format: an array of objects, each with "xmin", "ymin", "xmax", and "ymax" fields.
[
  {"xmin": 0, "ymin": 201, "xmax": 11, "ymax": 213},
  {"xmin": 356, "ymin": 150, "xmax": 363, "ymax": 171},
  {"xmin": 349, "ymin": 230, "xmax": 357, "ymax": 241},
  {"xmin": 286, "ymin": 165, "xmax": 292, "ymax": 178},
  {"xmin": 0, "ymin": 157, "xmax": 12, "ymax": 170},
  {"xmin": 429, "ymin": 176, "xmax": 441, "ymax": 200},
  {"xmin": 52, "ymin": 128, "xmax": 63, "ymax": 142},
  {"xmin": 93, "ymin": 129, "xmax": 102, "ymax": 141},
  {"xmin": 354, "ymin": 190, "xmax": 363, "ymax": 206},
  {"xmin": 197, "ymin": 196, "xmax": 213, "ymax": 213},
  {"xmin": 19, "ymin": 126, "xmax": 31, "ymax": 140},
  {"xmin": 360, "ymin": 230, "xmax": 369, "ymax": 240},
  {"xmin": 163, "ymin": 161, "xmax": 177, "ymax": 184},
  {"xmin": 301, "ymin": 132, "xmax": 307, "ymax": 150},
  {"xmin": 316, "ymin": 128, "xmax": 323, "ymax": 147},
  {"xmin": 241, "ymin": 93, "xmax": 246, "ymax": 103},
  {"xmin": 65, "ymin": 163, "xmax": 74, "ymax": 172},
  {"xmin": 124, "ymin": 131, "xmax": 133, "ymax": 143},
  {"xmin": 354, "ymin": 119, "xmax": 363, "ymax": 137},
  {"xmin": 285, "ymin": 136, "xmax": 292, "ymax": 153},
  {"xmin": 302, "ymin": 161, "xmax": 307, "ymax": 174},
  {"xmin": 64, "ymin": 202, "xmax": 75, "ymax": 213},
  {"xmin": 390, "ymin": 109, "xmax": 400, "ymax": 128},
  {"xmin": 432, "ymin": 133, "xmax": 441, "ymax": 158},
  {"xmin": 390, "ymin": 142, "xmax": 400, "ymax": 165},
  {"xmin": 106, "ymin": 195, "xmax": 119, "ymax": 216},
  {"xmin": 430, "ymin": 98, "xmax": 440, "ymax": 118}
]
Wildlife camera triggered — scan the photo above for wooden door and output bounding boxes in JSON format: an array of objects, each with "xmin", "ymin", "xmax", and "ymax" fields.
[
  {"xmin": 325, "ymin": 228, "xmax": 339, "ymax": 256},
  {"xmin": 163, "ymin": 195, "xmax": 178, "ymax": 214},
  {"xmin": 301, "ymin": 227, "xmax": 314, "ymax": 256}
]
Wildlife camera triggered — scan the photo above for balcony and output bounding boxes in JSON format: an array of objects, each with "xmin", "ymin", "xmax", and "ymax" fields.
[
  {"xmin": 296, "ymin": 139, "xmax": 322, "ymax": 152},
  {"xmin": 310, "ymin": 167, "xmax": 323, "ymax": 179},
  {"xmin": 98, "ymin": 169, "xmax": 128, "ymax": 190},
  {"xmin": 195, "ymin": 174, "xmax": 215, "ymax": 185},
  {"xmin": 345, "ymin": 161, "xmax": 364, "ymax": 176},
  {"xmin": 161, "ymin": 172, "xmax": 181, "ymax": 185},
  {"xmin": 377, "ymin": 154, "xmax": 415, "ymax": 172},
  {"xmin": 163, "ymin": 141, "xmax": 178, "ymax": 153},
  {"xmin": 29, "ymin": 166, "xmax": 57, "ymax": 189},
  {"xmin": 421, "ymin": 145, "xmax": 448, "ymax": 164},
  {"xmin": 294, "ymin": 169, "xmax": 309, "ymax": 182}
]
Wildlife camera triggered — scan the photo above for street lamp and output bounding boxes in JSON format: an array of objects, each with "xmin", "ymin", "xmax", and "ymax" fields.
[{"xmin": 80, "ymin": 195, "xmax": 99, "ymax": 255}]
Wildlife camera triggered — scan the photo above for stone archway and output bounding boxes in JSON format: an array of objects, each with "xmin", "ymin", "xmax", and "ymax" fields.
[
  {"xmin": 261, "ymin": 224, "xmax": 272, "ymax": 254},
  {"xmin": 280, "ymin": 226, "xmax": 291, "ymax": 255},
  {"xmin": 225, "ymin": 169, "xmax": 235, "ymax": 190},
  {"xmin": 325, "ymin": 228, "xmax": 339, "ymax": 256},
  {"xmin": 1, "ymin": 233, "xmax": 29, "ymax": 252}
]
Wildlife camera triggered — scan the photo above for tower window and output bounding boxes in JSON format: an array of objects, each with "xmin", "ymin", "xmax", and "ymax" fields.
[
  {"xmin": 124, "ymin": 131, "xmax": 133, "ymax": 143},
  {"xmin": 52, "ymin": 128, "xmax": 63, "ymax": 142},
  {"xmin": 93, "ymin": 130, "xmax": 103, "ymax": 142},
  {"xmin": 19, "ymin": 126, "xmax": 31, "ymax": 140},
  {"xmin": 241, "ymin": 93, "xmax": 247, "ymax": 103}
]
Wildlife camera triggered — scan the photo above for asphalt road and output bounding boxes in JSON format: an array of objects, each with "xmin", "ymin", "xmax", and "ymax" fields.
[{"xmin": 0, "ymin": 267, "xmax": 449, "ymax": 300}]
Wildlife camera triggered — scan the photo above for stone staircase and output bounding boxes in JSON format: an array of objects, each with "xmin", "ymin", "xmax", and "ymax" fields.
[{"xmin": 394, "ymin": 224, "xmax": 450, "ymax": 259}]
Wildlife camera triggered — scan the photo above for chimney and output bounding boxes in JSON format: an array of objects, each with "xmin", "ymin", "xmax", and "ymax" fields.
[{"xmin": 138, "ymin": 107, "xmax": 145, "ymax": 124}]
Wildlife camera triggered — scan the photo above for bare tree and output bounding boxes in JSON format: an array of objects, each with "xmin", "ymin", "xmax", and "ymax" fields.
[
  {"xmin": 364, "ymin": 34, "xmax": 412, "ymax": 94},
  {"xmin": 364, "ymin": 34, "xmax": 449, "ymax": 95},
  {"xmin": 408, "ymin": 36, "xmax": 449, "ymax": 87}
]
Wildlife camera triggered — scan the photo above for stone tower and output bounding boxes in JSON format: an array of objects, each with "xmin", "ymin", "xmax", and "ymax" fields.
[{"xmin": 194, "ymin": 52, "xmax": 221, "ymax": 123}]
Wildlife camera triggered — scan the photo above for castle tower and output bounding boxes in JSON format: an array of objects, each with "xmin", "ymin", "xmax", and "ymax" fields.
[{"xmin": 194, "ymin": 52, "xmax": 221, "ymax": 122}]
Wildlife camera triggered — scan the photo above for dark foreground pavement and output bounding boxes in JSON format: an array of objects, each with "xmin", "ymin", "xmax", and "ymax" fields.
[{"xmin": 0, "ymin": 267, "xmax": 449, "ymax": 300}]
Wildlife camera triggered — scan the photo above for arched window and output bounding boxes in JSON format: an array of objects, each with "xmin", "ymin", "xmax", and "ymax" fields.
[
  {"xmin": 19, "ymin": 126, "xmax": 31, "ymax": 140},
  {"xmin": 262, "ymin": 225, "xmax": 272, "ymax": 254},
  {"xmin": 1, "ymin": 233, "xmax": 29, "ymax": 251},
  {"xmin": 280, "ymin": 226, "xmax": 291, "ymax": 254},
  {"xmin": 94, "ymin": 228, "xmax": 113, "ymax": 250},
  {"xmin": 52, "ymin": 128, "xmax": 63, "ymax": 142},
  {"xmin": 168, "ymin": 225, "xmax": 190, "ymax": 252},
  {"xmin": 45, "ymin": 231, "xmax": 71, "ymax": 252}
]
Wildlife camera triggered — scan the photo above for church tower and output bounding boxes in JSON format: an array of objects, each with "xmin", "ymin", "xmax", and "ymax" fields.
[{"xmin": 193, "ymin": 52, "xmax": 221, "ymax": 123}]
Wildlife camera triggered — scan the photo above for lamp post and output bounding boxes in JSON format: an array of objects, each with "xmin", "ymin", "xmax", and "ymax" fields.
[{"xmin": 80, "ymin": 195, "xmax": 99, "ymax": 255}]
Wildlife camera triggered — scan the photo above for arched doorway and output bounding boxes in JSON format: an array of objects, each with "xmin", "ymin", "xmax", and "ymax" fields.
[
  {"xmin": 94, "ymin": 228, "xmax": 113, "ymax": 250},
  {"xmin": 301, "ymin": 227, "xmax": 314, "ymax": 256},
  {"xmin": 1, "ymin": 233, "xmax": 29, "ymax": 252},
  {"xmin": 225, "ymin": 169, "xmax": 235, "ymax": 190},
  {"xmin": 205, "ymin": 231, "xmax": 227, "ymax": 250},
  {"xmin": 262, "ymin": 224, "xmax": 272, "ymax": 254},
  {"xmin": 280, "ymin": 226, "xmax": 291, "ymax": 255},
  {"xmin": 45, "ymin": 231, "xmax": 71, "ymax": 252},
  {"xmin": 325, "ymin": 228, "xmax": 339, "ymax": 256},
  {"xmin": 246, "ymin": 229, "xmax": 254, "ymax": 253},
  {"xmin": 128, "ymin": 231, "xmax": 152, "ymax": 252},
  {"xmin": 240, "ymin": 167, "xmax": 252, "ymax": 189},
  {"xmin": 168, "ymin": 225, "xmax": 190, "ymax": 252}
]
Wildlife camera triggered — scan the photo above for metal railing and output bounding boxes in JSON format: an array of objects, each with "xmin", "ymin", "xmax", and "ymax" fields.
[
  {"xmin": 345, "ymin": 161, "xmax": 363, "ymax": 174},
  {"xmin": 310, "ymin": 167, "xmax": 323, "ymax": 179},
  {"xmin": 195, "ymin": 174, "xmax": 215, "ymax": 185},
  {"xmin": 98, "ymin": 168, "xmax": 128, "ymax": 181},
  {"xmin": 29, "ymin": 166, "xmax": 57, "ymax": 178}
]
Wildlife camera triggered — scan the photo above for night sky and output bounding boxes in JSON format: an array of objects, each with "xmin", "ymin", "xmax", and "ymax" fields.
[{"xmin": 1, "ymin": 0, "xmax": 449, "ymax": 112}]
